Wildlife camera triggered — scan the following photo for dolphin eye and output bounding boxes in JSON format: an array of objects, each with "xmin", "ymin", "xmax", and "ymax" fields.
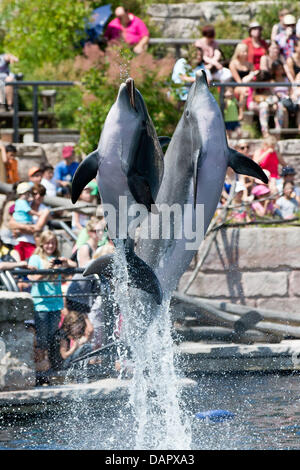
[{"xmin": 186, "ymin": 110, "xmax": 190, "ymax": 117}]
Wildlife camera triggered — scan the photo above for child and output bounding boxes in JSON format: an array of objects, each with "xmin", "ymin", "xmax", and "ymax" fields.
[
  {"xmin": 13, "ymin": 182, "xmax": 49, "ymax": 260},
  {"xmin": 251, "ymin": 184, "xmax": 275, "ymax": 219},
  {"xmin": 230, "ymin": 181, "xmax": 251, "ymax": 223},
  {"xmin": 28, "ymin": 230, "xmax": 77, "ymax": 372},
  {"xmin": 223, "ymin": 87, "xmax": 242, "ymax": 139},
  {"xmin": 0, "ymin": 144, "xmax": 19, "ymax": 184},
  {"xmin": 59, "ymin": 310, "xmax": 93, "ymax": 369},
  {"xmin": 40, "ymin": 164, "xmax": 56, "ymax": 197}
]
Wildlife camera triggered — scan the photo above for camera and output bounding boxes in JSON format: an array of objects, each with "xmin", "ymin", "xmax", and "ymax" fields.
[{"xmin": 53, "ymin": 259, "xmax": 63, "ymax": 265}]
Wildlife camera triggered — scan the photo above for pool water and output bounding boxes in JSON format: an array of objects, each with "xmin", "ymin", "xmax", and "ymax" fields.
[{"xmin": 1, "ymin": 372, "xmax": 300, "ymax": 450}]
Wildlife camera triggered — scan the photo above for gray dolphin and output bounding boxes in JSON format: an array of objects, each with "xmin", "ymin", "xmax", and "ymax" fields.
[
  {"xmin": 136, "ymin": 69, "xmax": 268, "ymax": 295},
  {"xmin": 71, "ymin": 78, "xmax": 167, "ymax": 304}
]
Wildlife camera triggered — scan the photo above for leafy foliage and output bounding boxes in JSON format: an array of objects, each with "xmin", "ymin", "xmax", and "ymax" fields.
[{"xmin": 0, "ymin": 0, "xmax": 89, "ymax": 70}]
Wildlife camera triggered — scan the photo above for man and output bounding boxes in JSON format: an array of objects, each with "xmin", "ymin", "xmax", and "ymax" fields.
[
  {"xmin": 276, "ymin": 166, "xmax": 300, "ymax": 204},
  {"xmin": 276, "ymin": 14, "xmax": 298, "ymax": 60},
  {"xmin": 104, "ymin": 6, "xmax": 149, "ymax": 54},
  {"xmin": 53, "ymin": 146, "xmax": 79, "ymax": 196}
]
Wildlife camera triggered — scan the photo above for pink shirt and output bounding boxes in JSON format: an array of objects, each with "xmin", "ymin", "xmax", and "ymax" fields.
[{"xmin": 105, "ymin": 14, "xmax": 149, "ymax": 45}]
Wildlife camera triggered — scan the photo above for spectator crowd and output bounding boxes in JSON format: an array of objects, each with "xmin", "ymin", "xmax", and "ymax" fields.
[{"xmin": 171, "ymin": 10, "xmax": 300, "ymax": 137}]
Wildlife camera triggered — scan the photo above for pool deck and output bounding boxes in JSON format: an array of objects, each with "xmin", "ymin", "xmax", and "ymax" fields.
[{"xmin": 1, "ymin": 339, "xmax": 300, "ymax": 414}]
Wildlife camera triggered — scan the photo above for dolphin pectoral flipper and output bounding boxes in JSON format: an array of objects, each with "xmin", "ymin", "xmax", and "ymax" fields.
[
  {"xmin": 228, "ymin": 148, "xmax": 268, "ymax": 184},
  {"xmin": 71, "ymin": 150, "xmax": 99, "ymax": 204},
  {"xmin": 128, "ymin": 174, "xmax": 157, "ymax": 212},
  {"xmin": 125, "ymin": 250, "xmax": 163, "ymax": 305},
  {"xmin": 83, "ymin": 247, "xmax": 163, "ymax": 305}
]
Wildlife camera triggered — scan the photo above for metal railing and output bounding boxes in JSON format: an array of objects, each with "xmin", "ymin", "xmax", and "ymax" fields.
[{"xmin": 4, "ymin": 80, "xmax": 75, "ymax": 143}]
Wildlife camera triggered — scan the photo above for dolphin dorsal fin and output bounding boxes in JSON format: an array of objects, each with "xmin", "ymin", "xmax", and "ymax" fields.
[
  {"xmin": 71, "ymin": 150, "xmax": 98, "ymax": 204},
  {"xmin": 228, "ymin": 148, "xmax": 268, "ymax": 184}
]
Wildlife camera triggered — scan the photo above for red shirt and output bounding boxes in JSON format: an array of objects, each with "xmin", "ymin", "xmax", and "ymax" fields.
[
  {"xmin": 259, "ymin": 150, "xmax": 279, "ymax": 178},
  {"xmin": 242, "ymin": 37, "xmax": 269, "ymax": 70},
  {"xmin": 105, "ymin": 14, "xmax": 149, "ymax": 45}
]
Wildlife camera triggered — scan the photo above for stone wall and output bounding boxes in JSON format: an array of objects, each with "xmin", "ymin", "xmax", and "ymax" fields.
[
  {"xmin": 0, "ymin": 292, "xmax": 35, "ymax": 391},
  {"xmin": 147, "ymin": 2, "xmax": 280, "ymax": 38},
  {"xmin": 178, "ymin": 227, "xmax": 300, "ymax": 313}
]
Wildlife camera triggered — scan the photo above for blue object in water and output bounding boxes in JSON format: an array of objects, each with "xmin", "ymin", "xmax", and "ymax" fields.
[{"xmin": 195, "ymin": 409, "xmax": 235, "ymax": 423}]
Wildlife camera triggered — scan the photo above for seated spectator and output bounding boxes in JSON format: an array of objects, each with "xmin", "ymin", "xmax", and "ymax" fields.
[
  {"xmin": 275, "ymin": 181, "xmax": 299, "ymax": 219},
  {"xmin": 276, "ymin": 166, "xmax": 300, "ymax": 203},
  {"xmin": 0, "ymin": 185, "xmax": 19, "ymax": 247},
  {"xmin": 0, "ymin": 236, "xmax": 27, "ymax": 270},
  {"xmin": 0, "ymin": 144, "xmax": 19, "ymax": 184},
  {"xmin": 0, "ymin": 52, "xmax": 19, "ymax": 111},
  {"xmin": 223, "ymin": 87, "xmax": 242, "ymax": 138},
  {"xmin": 229, "ymin": 181, "xmax": 251, "ymax": 223},
  {"xmin": 260, "ymin": 41, "xmax": 286, "ymax": 76},
  {"xmin": 271, "ymin": 9, "xmax": 290, "ymax": 41},
  {"xmin": 275, "ymin": 14, "xmax": 298, "ymax": 61},
  {"xmin": 28, "ymin": 166, "xmax": 43, "ymax": 187},
  {"xmin": 12, "ymin": 182, "xmax": 49, "ymax": 260},
  {"xmin": 76, "ymin": 217, "xmax": 106, "ymax": 268},
  {"xmin": 71, "ymin": 183, "xmax": 97, "ymax": 235},
  {"xmin": 289, "ymin": 71, "xmax": 300, "ymax": 128},
  {"xmin": 59, "ymin": 310, "xmax": 93, "ymax": 369},
  {"xmin": 247, "ymin": 66, "xmax": 288, "ymax": 137},
  {"xmin": 242, "ymin": 22, "xmax": 269, "ymax": 71},
  {"xmin": 27, "ymin": 231, "xmax": 77, "ymax": 372},
  {"xmin": 251, "ymin": 184, "xmax": 275, "ymax": 218},
  {"xmin": 172, "ymin": 45, "xmax": 212, "ymax": 103},
  {"xmin": 53, "ymin": 146, "xmax": 79, "ymax": 197},
  {"xmin": 236, "ymin": 141, "xmax": 256, "ymax": 199},
  {"xmin": 194, "ymin": 25, "xmax": 232, "ymax": 82},
  {"xmin": 229, "ymin": 43, "xmax": 257, "ymax": 119},
  {"xmin": 104, "ymin": 6, "xmax": 149, "ymax": 55},
  {"xmin": 253, "ymin": 136, "xmax": 287, "ymax": 189},
  {"xmin": 286, "ymin": 39, "xmax": 300, "ymax": 81},
  {"xmin": 40, "ymin": 164, "xmax": 56, "ymax": 197}
]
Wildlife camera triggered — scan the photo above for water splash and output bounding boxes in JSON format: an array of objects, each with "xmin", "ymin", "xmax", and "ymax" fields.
[{"xmin": 112, "ymin": 243, "xmax": 192, "ymax": 450}]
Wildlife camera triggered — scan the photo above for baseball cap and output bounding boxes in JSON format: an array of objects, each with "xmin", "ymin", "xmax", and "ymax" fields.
[
  {"xmin": 283, "ymin": 14, "xmax": 296, "ymax": 25},
  {"xmin": 28, "ymin": 166, "xmax": 42, "ymax": 177},
  {"xmin": 280, "ymin": 166, "xmax": 296, "ymax": 176},
  {"xmin": 16, "ymin": 182, "xmax": 32, "ymax": 195},
  {"xmin": 62, "ymin": 146, "xmax": 74, "ymax": 158}
]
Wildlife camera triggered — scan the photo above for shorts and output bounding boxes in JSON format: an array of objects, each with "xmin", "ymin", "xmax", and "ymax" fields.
[
  {"xmin": 225, "ymin": 121, "xmax": 240, "ymax": 131},
  {"xmin": 14, "ymin": 241, "xmax": 36, "ymax": 260}
]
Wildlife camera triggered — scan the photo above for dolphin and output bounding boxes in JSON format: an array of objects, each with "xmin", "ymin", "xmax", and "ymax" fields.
[
  {"xmin": 71, "ymin": 78, "xmax": 167, "ymax": 304},
  {"xmin": 136, "ymin": 69, "xmax": 268, "ymax": 296}
]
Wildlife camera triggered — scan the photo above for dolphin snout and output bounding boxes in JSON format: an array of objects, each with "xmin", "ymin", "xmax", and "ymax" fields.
[{"xmin": 195, "ymin": 69, "xmax": 208, "ymax": 87}]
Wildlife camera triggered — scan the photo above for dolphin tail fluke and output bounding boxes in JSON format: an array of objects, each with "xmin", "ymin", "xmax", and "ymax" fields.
[
  {"xmin": 83, "ymin": 249, "xmax": 163, "ymax": 305},
  {"xmin": 71, "ymin": 150, "xmax": 99, "ymax": 203},
  {"xmin": 228, "ymin": 148, "xmax": 269, "ymax": 184}
]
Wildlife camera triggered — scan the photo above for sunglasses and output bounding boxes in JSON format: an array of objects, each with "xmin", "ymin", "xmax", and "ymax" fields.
[{"xmin": 240, "ymin": 145, "xmax": 249, "ymax": 150}]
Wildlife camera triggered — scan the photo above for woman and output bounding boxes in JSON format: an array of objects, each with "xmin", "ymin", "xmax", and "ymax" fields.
[
  {"xmin": 253, "ymin": 135, "xmax": 287, "ymax": 190},
  {"xmin": 286, "ymin": 39, "xmax": 300, "ymax": 82},
  {"xmin": 194, "ymin": 25, "xmax": 231, "ymax": 82},
  {"xmin": 242, "ymin": 22, "xmax": 269, "ymax": 70},
  {"xmin": 260, "ymin": 41, "xmax": 286, "ymax": 75},
  {"xmin": 229, "ymin": 43, "xmax": 257, "ymax": 119},
  {"xmin": 76, "ymin": 217, "xmax": 106, "ymax": 268}
]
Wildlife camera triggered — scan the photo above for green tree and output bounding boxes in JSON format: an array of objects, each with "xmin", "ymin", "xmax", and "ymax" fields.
[{"xmin": 0, "ymin": 0, "xmax": 90, "ymax": 71}]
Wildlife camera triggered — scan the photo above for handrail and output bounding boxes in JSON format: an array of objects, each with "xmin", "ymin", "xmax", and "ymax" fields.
[{"xmin": 5, "ymin": 80, "xmax": 75, "ymax": 143}]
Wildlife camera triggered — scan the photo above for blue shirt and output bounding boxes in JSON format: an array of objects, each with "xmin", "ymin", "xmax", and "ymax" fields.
[
  {"xmin": 28, "ymin": 254, "xmax": 64, "ymax": 312},
  {"xmin": 54, "ymin": 161, "xmax": 79, "ymax": 187},
  {"xmin": 13, "ymin": 199, "xmax": 33, "ymax": 224}
]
